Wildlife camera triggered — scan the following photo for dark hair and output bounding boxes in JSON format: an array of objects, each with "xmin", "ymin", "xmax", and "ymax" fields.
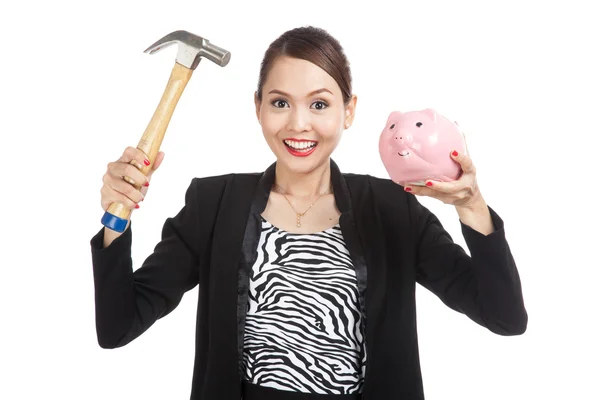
[{"xmin": 256, "ymin": 26, "xmax": 353, "ymax": 105}]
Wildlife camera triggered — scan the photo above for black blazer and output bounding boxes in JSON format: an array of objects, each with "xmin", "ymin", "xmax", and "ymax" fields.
[{"xmin": 90, "ymin": 158, "xmax": 527, "ymax": 400}]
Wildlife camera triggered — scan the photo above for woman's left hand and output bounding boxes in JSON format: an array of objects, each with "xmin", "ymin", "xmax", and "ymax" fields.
[{"xmin": 402, "ymin": 145, "xmax": 483, "ymax": 209}]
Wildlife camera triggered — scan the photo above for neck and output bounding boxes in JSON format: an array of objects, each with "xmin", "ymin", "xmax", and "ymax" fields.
[{"xmin": 274, "ymin": 158, "xmax": 332, "ymax": 197}]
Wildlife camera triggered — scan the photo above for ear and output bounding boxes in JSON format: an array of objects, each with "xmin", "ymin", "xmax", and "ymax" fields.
[
  {"xmin": 386, "ymin": 110, "xmax": 402, "ymax": 126},
  {"xmin": 422, "ymin": 108, "xmax": 438, "ymax": 122},
  {"xmin": 344, "ymin": 94, "xmax": 358, "ymax": 129},
  {"xmin": 254, "ymin": 91, "xmax": 261, "ymax": 124}
]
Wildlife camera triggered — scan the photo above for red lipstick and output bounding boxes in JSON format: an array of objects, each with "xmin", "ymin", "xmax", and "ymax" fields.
[{"xmin": 283, "ymin": 138, "xmax": 318, "ymax": 157}]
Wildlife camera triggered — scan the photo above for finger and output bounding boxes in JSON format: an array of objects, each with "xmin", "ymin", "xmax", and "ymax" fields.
[
  {"xmin": 104, "ymin": 174, "xmax": 145, "ymax": 203},
  {"xmin": 404, "ymin": 184, "xmax": 473, "ymax": 206},
  {"xmin": 117, "ymin": 146, "xmax": 151, "ymax": 170},
  {"xmin": 147, "ymin": 151, "xmax": 165, "ymax": 179},
  {"xmin": 103, "ymin": 171, "xmax": 145, "ymax": 201},
  {"xmin": 100, "ymin": 182, "xmax": 141, "ymax": 211},
  {"xmin": 402, "ymin": 184, "xmax": 440, "ymax": 198},
  {"xmin": 140, "ymin": 151, "xmax": 165, "ymax": 196},
  {"xmin": 450, "ymin": 150, "xmax": 475, "ymax": 174},
  {"xmin": 108, "ymin": 161, "xmax": 149, "ymax": 188},
  {"xmin": 422, "ymin": 178, "xmax": 469, "ymax": 194},
  {"xmin": 153, "ymin": 151, "xmax": 165, "ymax": 171},
  {"xmin": 101, "ymin": 189, "xmax": 138, "ymax": 211},
  {"xmin": 458, "ymin": 130, "xmax": 471, "ymax": 156}
]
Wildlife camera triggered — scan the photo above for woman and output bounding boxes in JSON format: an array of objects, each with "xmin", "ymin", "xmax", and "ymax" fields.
[{"xmin": 91, "ymin": 26, "xmax": 527, "ymax": 400}]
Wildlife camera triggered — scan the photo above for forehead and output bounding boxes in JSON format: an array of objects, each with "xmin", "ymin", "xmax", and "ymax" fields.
[{"xmin": 263, "ymin": 56, "xmax": 341, "ymax": 97}]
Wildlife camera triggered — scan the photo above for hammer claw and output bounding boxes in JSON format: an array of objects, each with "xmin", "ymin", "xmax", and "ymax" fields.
[{"xmin": 143, "ymin": 30, "xmax": 230, "ymax": 69}]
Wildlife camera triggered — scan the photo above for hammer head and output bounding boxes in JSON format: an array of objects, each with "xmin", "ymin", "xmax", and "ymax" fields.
[{"xmin": 144, "ymin": 30, "xmax": 231, "ymax": 70}]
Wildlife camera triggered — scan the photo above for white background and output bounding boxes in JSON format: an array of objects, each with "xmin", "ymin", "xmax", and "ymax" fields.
[{"xmin": 1, "ymin": 0, "xmax": 598, "ymax": 399}]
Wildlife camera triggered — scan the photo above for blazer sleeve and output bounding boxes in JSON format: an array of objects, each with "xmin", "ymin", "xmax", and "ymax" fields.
[
  {"xmin": 407, "ymin": 194, "xmax": 528, "ymax": 335},
  {"xmin": 90, "ymin": 177, "xmax": 208, "ymax": 348}
]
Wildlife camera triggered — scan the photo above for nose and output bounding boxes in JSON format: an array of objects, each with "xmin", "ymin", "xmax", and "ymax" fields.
[{"xmin": 287, "ymin": 107, "xmax": 311, "ymax": 132}]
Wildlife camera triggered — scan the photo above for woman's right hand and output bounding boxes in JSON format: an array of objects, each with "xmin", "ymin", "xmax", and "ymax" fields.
[{"xmin": 100, "ymin": 146, "xmax": 165, "ymax": 212}]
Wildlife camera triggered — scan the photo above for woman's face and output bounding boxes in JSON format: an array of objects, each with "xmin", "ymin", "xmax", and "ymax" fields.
[{"xmin": 255, "ymin": 56, "xmax": 356, "ymax": 174}]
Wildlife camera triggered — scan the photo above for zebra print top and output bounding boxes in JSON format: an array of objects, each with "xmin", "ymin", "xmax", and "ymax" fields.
[{"xmin": 242, "ymin": 216, "xmax": 367, "ymax": 396}]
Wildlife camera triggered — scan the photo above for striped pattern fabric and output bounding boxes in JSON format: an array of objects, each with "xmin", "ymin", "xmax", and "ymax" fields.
[{"xmin": 242, "ymin": 216, "xmax": 366, "ymax": 395}]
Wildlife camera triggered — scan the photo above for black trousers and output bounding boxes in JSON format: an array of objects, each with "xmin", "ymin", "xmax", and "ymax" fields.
[{"xmin": 242, "ymin": 381, "xmax": 362, "ymax": 400}]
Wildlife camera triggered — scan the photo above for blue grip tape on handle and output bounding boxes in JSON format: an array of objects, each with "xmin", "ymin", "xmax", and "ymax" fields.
[{"xmin": 101, "ymin": 212, "xmax": 129, "ymax": 233}]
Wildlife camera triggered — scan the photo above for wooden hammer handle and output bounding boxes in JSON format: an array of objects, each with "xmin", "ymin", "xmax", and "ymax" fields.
[{"xmin": 102, "ymin": 62, "xmax": 194, "ymax": 233}]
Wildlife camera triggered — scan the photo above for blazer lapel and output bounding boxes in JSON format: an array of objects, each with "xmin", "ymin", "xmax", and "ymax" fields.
[{"xmin": 201, "ymin": 173, "xmax": 259, "ymax": 398}]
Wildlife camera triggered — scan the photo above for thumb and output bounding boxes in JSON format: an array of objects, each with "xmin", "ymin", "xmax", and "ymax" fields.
[
  {"xmin": 147, "ymin": 151, "xmax": 165, "ymax": 179},
  {"xmin": 140, "ymin": 152, "xmax": 164, "ymax": 197}
]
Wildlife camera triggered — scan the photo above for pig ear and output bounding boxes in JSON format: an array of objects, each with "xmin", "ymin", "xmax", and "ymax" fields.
[
  {"xmin": 387, "ymin": 110, "xmax": 402, "ymax": 121},
  {"xmin": 422, "ymin": 108, "xmax": 438, "ymax": 122},
  {"xmin": 386, "ymin": 111, "xmax": 401, "ymax": 126}
]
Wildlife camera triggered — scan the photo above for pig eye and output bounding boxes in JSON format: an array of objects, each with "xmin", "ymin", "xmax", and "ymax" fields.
[
  {"xmin": 416, "ymin": 122, "xmax": 423, "ymax": 127},
  {"xmin": 390, "ymin": 124, "xmax": 395, "ymax": 129}
]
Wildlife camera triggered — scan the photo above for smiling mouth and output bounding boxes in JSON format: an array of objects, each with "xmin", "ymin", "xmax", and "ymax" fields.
[{"xmin": 284, "ymin": 139, "xmax": 318, "ymax": 154}]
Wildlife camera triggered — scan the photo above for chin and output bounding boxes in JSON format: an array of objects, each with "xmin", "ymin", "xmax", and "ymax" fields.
[{"xmin": 278, "ymin": 153, "xmax": 331, "ymax": 175}]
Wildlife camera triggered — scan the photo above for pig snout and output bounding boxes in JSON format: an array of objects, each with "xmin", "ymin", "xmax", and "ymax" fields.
[
  {"xmin": 391, "ymin": 121, "xmax": 426, "ymax": 157},
  {"xmin": 389, "ymin": 128, "xmax": 413, "ymax": 156}
]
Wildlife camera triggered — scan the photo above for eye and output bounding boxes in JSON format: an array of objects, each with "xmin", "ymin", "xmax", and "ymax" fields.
[
  {"xmin": 416, "ymin": 122, "xmax": 423, "ymax": 127},
  {"xmin": 390, "ymin": 124, "xmax": 395, "ymax": 129},
  {"xmin": 311, "ymin": 100, "xmax": 328, "ymax": 110},
  {"xmin": 271, "ymin": 99, "xmax": 289, "ymax": 108}
]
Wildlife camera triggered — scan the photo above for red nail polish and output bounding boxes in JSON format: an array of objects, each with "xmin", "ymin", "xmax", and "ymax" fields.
[
  {"xmin": 426, "ymin": 181, "xmax": 433, "ymax": 187},
  {"xmin": 135, "ymin": 204, "xmax": 140, "ymax": 209},
  {"xmin": 144, "ymin": 182, "xmax": 149, "ymax": 187},
  {"xmin": 452, "ymin": 151, "xmax": 458, "ymax": 157},
  {"xmin": 405, "ymin": 187, "xmax": 412, "ymax": 192},
  {"xmin": 144, "ymin": 159, "xmax": 150, "ymax": 166}
]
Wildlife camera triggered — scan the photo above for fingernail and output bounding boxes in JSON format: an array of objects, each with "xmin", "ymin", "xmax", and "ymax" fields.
[
  {"xmin": 452, "ymin": 150, "xmax": 459, "ymax": 157},
  {"xmin": 135, "ymin": 204, "xmax": 140, "ymax": 209},
  {"xmin": 404, "ymin": 187, "xmax": 412, "ymax": 192},
  {"xmin": 144, "ymin": 159, "xmax": 150, "ymax": 166},
  {"xmin": 144, "ymin": 182, "xmax": 149, "ymax": 187},
  {"xmin": 426, "ymin": 181, "xmax": 433, "ymax": 187}
]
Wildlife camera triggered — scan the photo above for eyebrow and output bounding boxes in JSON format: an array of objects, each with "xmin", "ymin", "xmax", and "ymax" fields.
[{"xmin": 268, "ymin": 88, "xmax": 333, "ymax": 97}]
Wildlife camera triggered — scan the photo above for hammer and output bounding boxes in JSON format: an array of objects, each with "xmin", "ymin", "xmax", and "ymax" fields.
[{"xmin": 101, "ymin": 30, "xmax": 231, "ymax": 233}]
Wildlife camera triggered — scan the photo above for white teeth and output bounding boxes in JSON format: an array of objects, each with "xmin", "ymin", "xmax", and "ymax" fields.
[{"xmin": 284, "ymin": 140, "xmax": 317, "ymax": 150}]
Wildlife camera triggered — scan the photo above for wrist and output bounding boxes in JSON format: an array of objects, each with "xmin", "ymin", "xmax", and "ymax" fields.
[{"xmin": 455, "ymin": 193, "xmax": 494, "ymax": 235}]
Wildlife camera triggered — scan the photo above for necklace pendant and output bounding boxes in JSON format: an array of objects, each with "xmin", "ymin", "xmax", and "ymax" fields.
[{"xmin": 296, "ymin": 214, "xmax": 301, "ymax": 228}]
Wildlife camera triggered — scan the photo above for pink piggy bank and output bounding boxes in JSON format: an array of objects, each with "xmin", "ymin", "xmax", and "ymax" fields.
[{"xmin": 378, "ymin": 108, "xmax": 467, "ymax": 187}]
